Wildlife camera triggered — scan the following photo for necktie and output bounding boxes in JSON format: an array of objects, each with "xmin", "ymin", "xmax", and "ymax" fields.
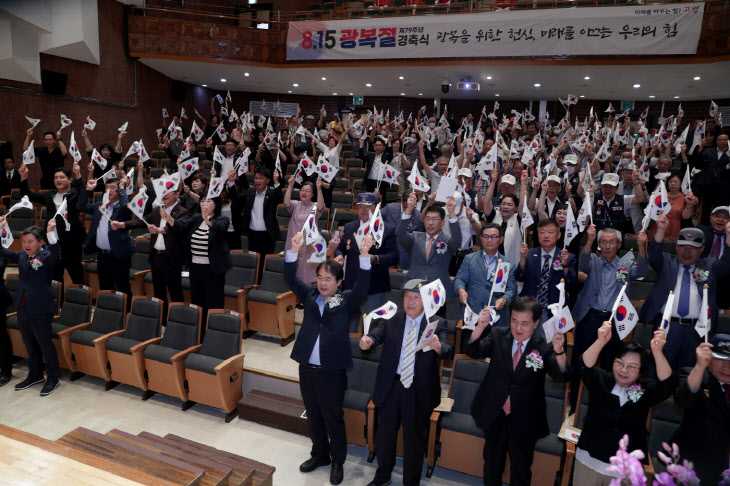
[
  {"xmin": 677, "ymin": 265, "xmax": 691, "ymax": 317},
  {"xmin": 426, "ymin": 236, "xmax": 434, "ymax": 259},
  {"xmin": 723, "ymin": 385, "xmax": 730, "ymax": 406},
  {"xmin": 537, "ymin": 255, "xmax": 551, "ymax": 308},
  {"xmin": 503, "ymin": 342, "xmax": 523, "ymax": 415},
  {"xmin": 400, "ymin": 319, "xmax": 417, "ymax": 389},
  {"xmin": 711, "ymin": 234, "xmax": 722, "ymax": 258},
  {"xmin": 6, "ymin": 172, "xmax": 11, "ymax": 182}
]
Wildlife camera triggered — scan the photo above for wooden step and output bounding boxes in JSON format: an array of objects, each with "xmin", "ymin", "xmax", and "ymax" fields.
[
  {"xmin": 0, "ymin": 424, "xmax": 177, "ymax": 486},
  {"xmin": 237, "ymin": 389, "xmax": 309, "ymax": 437},
  {"xmin": 107, "ymin": 429, "xmax": 232, "ymax": 486},
  {"xmin": 57, "ymin": 428, "xmax": 205, "ymax": 486},
  {"xmin": 164, "ymin": 433, "xmax": 275, "ymax": 486},
  {"xmin": 137, "ymin": 432, "xmax": 254, "ymax": 486}
]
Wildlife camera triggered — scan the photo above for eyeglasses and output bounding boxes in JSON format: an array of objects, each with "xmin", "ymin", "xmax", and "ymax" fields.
[
  {"xmin": 316, "ymin": 276, "xmax": 336, "ymax": 284},
  {"xmin": 424, "ymin": 217, "xmax": 442, "ymax": 223},
  {"xmin": 599, "ymin": 240, "xmax": 619, "ymax": 247},
  {"xmin": 481, "ymin": 234, "xmax": 501, "ymax": 240},
  {"xmin": 613, "ymin": 360, "xmax": 640, "ymax": 372}
]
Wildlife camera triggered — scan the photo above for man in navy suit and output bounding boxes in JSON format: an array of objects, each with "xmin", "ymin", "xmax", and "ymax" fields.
[
  {"xmin": 360, "ymin": 279, "xmax": 452, "ymax": 486},
  {"xmin": 381, "ymin": 193, "xmax": 426, "ymax": 270},
  {"xmin": 0, "ymin": 156, "xmax": 21, "ymax": 197},
  {"xmin": 515, "ymin": 218, "xmax": 577, "ymax": 321},
  {"xmin": 334, "ymin": 192, "xmax": 399, "ymax": 316},
  {"xmin": 691, "ymin": 133, "xmax": 730, "ymax": 224},
  {"xmin": 0, "ymin": 218, "xmax": 61, "ymax": 396},
  {"xmin": 77, "ymin": 176, "xmax": 135, "ymax": 300},
  {"xmin": 464, "ymin": 297, "xmax": 570, "ymax": 486},
  {"xmin": 640, "ymin": 215, "xmax": 730, "ymax": 369}
]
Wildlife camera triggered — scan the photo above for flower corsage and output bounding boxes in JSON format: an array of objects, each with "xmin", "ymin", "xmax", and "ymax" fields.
[
  {"xmin": 692, "ymin": 268, "xmax": 709, "ymax": 284},
  {"xmin": 327, "ymin": 294, "xmax": 343, "ymax": 308},
  {"xmin": 626, "ymin": 383, "xmax": 645, "ymax": 403},
  {"xmin": 616, "ymin": 267, "xmax": 629, "ymax": 282},
  {"xmin": 525, "ymin": 350, "xmax": 544, "ymax": 371},
  {"xmin": 434, "ymin": 240, "xmax": 447, "ymax": 255},
  {"xmin": 30, "ymin": 258, "xmax": 44, "ymax": 270},
  {"xmin": 552, "ymin": 259, "xmax": 563, "ymax": 271}
]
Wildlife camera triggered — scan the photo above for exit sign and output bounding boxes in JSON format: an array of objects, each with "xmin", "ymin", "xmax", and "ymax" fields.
[
  {"xmin": 353, "ymin": 96, "xmax": 364, "ymax": 106},
  {"xmin": 620, "ymin": 100, "xmax": 635, "ymax": 112}
]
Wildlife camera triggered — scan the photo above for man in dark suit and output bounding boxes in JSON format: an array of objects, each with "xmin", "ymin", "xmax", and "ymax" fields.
[
  {"xmin": 360, "ymin": 279, "xmax": 452, "ymax": 486},
  {"xmin": 77, "ymin": 177, "xmax": 135, "ymax": 300},
  {"xmin": 230, "ymin": 165, "xmax": 282, "ymax": 276},
  {"xmin": 640, "ymin": 215, "xmax": 730, "ymax": 369},
  {"xmin": 0, "ymin": 156, "xmax": 21, "ymax": 197},
  {"xmin": 285, "ymin": 232, "xmax": 373, "ymax": 485},
  {"xmin": 114, "ymin": 187, "xmax": 191, "ymax": 310},
  {"xmin": 19, "ymin": 164, "xmax": 87, "ymax": 284},
  {"xmin": 515, "ymin": 218, "xmax": 577, "ymax": 321},
  {"xmin": 673, "ymin": 335, "xmax": 730, "ymax": 483},
  {"xmin": 692, "ymin": 133, "xmax": 730, "ymax": 225},
  {"xmin": 381, "ymin": 193, "xmax": 426, "ymax": 271},
  {"xmin": 334, "ymin": 192, "xmax": 399, "ymax": 316},
  {"xmin": 356, "ymin": 135, "xmax": 392, "ymax": 196},
  {"xmin": 463, "ymin": 296, "xmax": 570, "ymax": 486},
  {"xmin": 0, "ymin": 219, "xmax": 61, "ymax": 396}
]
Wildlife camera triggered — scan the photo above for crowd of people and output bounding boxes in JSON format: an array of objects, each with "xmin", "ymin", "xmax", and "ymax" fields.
[{"xmin": 1, "ymin": 95, "xmax": 729, "ymax": 485}]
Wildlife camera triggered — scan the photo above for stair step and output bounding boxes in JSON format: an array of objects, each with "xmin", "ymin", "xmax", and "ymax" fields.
[
  {"xmin": 138, "ymin": 432, "xmax": 254, "ymax": 486},
  {"xmin": 237, "ymin": 389, "xmax": 308, "ymax": 437},
  {"xmin": 164, "ymin": 433, "xmax": 274, "ymax": 486},
  {"xmin": 107, "ymin": 429, "xmax": 232, "ymax": 486},
  {"xmin": 57, "ymin": 427, "xmax": 205, "ymax": 486}
]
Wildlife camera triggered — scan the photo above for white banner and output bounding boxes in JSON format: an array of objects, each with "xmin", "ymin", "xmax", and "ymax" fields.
[{"xmin": 286, "ymin": 4, "xmax": 703, "ymax": 60}]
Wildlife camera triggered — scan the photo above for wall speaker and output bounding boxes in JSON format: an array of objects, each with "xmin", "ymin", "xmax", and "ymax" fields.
[{"xmin": 41, "ymin": 70, "xmax": 68, "ymax": 96}]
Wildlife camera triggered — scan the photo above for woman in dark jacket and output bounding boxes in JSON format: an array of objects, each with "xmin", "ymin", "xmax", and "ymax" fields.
[
  {"xmin": 163, "ymin": 196, "xmax": 230, "ymax": 333},
  {"xmin": 573, "ymin": 321, "xmax": 676, "ymax": 484}
]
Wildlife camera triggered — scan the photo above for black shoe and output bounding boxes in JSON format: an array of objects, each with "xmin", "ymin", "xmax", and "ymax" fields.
[
  {"xmin": 14, "ymin": 376, "xmax": 44, "ymax": 391},
  {"xmin": 0, "ymin": 373, "xmax": 10, "ymax": 387},
  {"xmin": 40, "ymin": 380, "xmax": 59, "ymax": 397},
  {"xmin": 366, "ymin": 481, "xmax": 391, "ymax": 486},
  {"xmin": 299, "ymin": 456, "xmax": 331, "ymax": 473},
  {"xmin": 330, "ymin": 463, "xmax": 343, "ymax": 485}
]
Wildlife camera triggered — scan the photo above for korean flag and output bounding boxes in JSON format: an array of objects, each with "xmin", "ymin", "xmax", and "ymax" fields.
[{"xmin": 419, "ymin": 279, "xmax": 446, "ymax": 319}]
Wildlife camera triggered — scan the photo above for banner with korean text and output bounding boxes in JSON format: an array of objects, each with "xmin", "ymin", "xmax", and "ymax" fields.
[{"xmin": 286, "ymin": 3, "xmax": 703, "ymax": 60}]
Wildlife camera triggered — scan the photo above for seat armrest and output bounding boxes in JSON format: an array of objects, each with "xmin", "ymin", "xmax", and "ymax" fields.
[
  {"xmin": 566, "ymin": 330, "xmax": 575, "ymax": 347},
  {"xmin": 133, "ymin": 269, "xmax": 151, "ymax": 278},
  {"xmin": 214, "ymin": 353, "xmax": 245, "ymax": 374},
  {"xmin": 56, "ymin": 321, "xmax": 92, "ymax": 336},
  {"xmin": 6, "ymin": 312, "xmax": 17, "ymax": 318},
  {"xmin": 130, "ymin": 336, "xmax": 163, "ymax": 354},
  {"xmin": 240, "ymin": 285, "xmax": 258, "ymax": 292},
  {"xmin": 276, "ymin": 290, "xmax": 296, "ymax": 302},
  {"xmin": 93, "ymin": 329, "xmax": 126, "ymax": 345},
  {"xmin": 561, "ymin": 442, "xmax": 577, "ymax": 486},
  {"xmin": 170, "ymin": 344, "xmax": 203, "ymax": 362}
]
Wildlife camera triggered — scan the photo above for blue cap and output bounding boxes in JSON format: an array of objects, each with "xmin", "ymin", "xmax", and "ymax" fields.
[
  {"xmin": 711, "ymin": 334, "xmax": 730, "ymax": 360},
  {"xmin": 356, "ymin": 192, "xmax": 378, "ymax": 206}
]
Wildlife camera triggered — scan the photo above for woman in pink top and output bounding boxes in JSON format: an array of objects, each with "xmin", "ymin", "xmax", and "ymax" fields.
[{"xmin": 284, "ymin": 177, "xmax": 325, "ymax": 283}]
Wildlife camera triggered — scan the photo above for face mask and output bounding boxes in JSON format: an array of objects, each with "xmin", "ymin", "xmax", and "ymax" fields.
[
  {"xmin": 619, "ymin": 158, "xmax": 630, "ymax": 166},
  {"xmin": 429, "ymin": 123, "xmax": 436, "ymax": 129},
  {"xmin": 567, "ymin": 166, "xmax": 575, "ymax": 176}
]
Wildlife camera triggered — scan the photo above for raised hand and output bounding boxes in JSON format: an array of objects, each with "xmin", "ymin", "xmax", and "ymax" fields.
[
  {"xmin": 359, "ymin": 335, "xmax": 374, "ymax": 351},
  {"xmin": 361, "ymin": 234, "xmax": 374, "ymax": 256},
  {"xmin": 650, "ymin": 329, "xmax": 667, "ymax": 354},
  {"xmin": 86, "ymin": 178, "xmax": 97, "ymax": 191},
  {"xmin": 597, "ymin": 321, "xmax": 612, "ymax": 345},
  {"xmin": 291, "ymin": 231, "xmax": 304, "ymax": 253},
  {"xmin": 552, "ymin": 331, "xmax": 565, "ymax": 354},
  {"xmin": 696, "ymin": 342, "xmax": 713, "ymax": 370},
  {"xmin": 46, "ymin": 219, "xmax": 57, "ymax": 234},
  {"xmin": 110, "ymin": 221, "xmax": 125, "ymax": 231},
  {"xmin": 586, "ymin": 224, "xmax": 597, "ymax": 242}
]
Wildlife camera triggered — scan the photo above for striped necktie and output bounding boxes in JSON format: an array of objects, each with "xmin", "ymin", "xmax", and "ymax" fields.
[
  {"xmin": 537, "ymin": 255, "xmax": 551, "ymax": 308},
  {"xmin": 503, "ymin": 341, "xmax": 523, "ymax": 415},
  {"xmin": 400, "ymin": 319, "xmax": 417, "ymax": 389}
]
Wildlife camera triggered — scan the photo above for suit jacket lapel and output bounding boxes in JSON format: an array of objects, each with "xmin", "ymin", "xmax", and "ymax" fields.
[
  {"xmin": 478, "ymin": 251, "xmax": 491, "ymax": 283},
  {"xmin": 502, "ymin": 332, "xmax": 514, "ymax": 374}
]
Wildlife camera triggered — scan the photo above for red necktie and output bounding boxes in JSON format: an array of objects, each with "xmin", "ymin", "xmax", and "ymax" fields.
[
  {"xmin": 503, "ymin": 342, "xmax": 523, "ymax": 415},
  {"xmin": 711, "ymin": 234, "xmax": 722, "ymax": 258}
]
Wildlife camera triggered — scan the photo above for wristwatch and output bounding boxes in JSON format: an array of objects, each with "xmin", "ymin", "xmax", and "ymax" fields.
[{"xmin": 555, "ymin": 349, "xmax": 566, "ymax": 356}]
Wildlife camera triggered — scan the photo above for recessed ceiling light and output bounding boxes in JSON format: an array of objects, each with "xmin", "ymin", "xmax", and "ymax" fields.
[
  {"xmin": 220, "ymin": 78, "xmax": 226, "ymax": 82},
  {"xmin": 486, "ymin": 76, "xmax": 492, "ymax": 80},
  {"xmin": 693, "ymin": 76, "xmax": 701, "ymax": 80},
  {"xmin": 332, "ymin": 92, "xmax": 337, "ymax": 95},
  {"xmin": 649, "ymin": 95, "xmax": 656, "ymax": 98},
  {"xmin": 400, "ymin": 93, "xmax": 405, "ymax": 96},
  {"xmin": 418, "ymin": 93, "xmax": 423, "ymax": 96},
  {"xmin": 399, "ymin": 76, "xmax": 404, "ymax": 80},
  {"xmin": 534, "ymin": 83, "xmax": 541, "ymax": 87},
  {"xmin": 244, "ymin": 72, "xmax": 249, "ymax": 77},
  {"xmin": 293, "ymin": 83, "xmax": 299, "ymax": 87},
  {"xmin": 366, "ymin": 83, "xmax": 372, "ymax": 87},
  {"xmin": 633, "ymin": 84, "xmax": 641, "ymax": 88},
  {"xmin": 287, "ymin": 90, "xmax": 292, "ymax": 93},
  {"xmin": 202, "ymin": 84, "xmax": 207, "ymax": 87},
  {"xmin": 349, "ymin": 92, "xmax": 353, "ymax": 96},
  {"xmin": 322, "ymin": 77, "xmax": 327, "ymax": 81},
  {"xmin": 674, "ymin": 96, "xmax": 680, "ymax": 99},
  {"xmin": 495, "ymin": 94, "xmax": 500, "ymax": 97},
  {"xmin": 579, "ymin": 95, "xmax": 585, "ymax": 98},
  {"xmin": 584, "ymin": 76, "xmax": 590, "ymax": 80}
]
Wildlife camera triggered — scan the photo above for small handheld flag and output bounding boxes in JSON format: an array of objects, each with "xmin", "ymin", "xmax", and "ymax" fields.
[
  {"xmin": 22, "ymin": 143, "xmax": 36, "ymax": 166},
  {"xmin": 84, "ymin": 116, "xmax": 97, "ymax": 131},
  {"xmin": 363, "ymin": 301, "xmax": 398, "ymax": 335}
]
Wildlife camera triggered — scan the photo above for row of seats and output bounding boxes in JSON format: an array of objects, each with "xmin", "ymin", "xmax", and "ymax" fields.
[{"xmin": 7, "ymin": 285, "xmax": 244, "ymax": 422}]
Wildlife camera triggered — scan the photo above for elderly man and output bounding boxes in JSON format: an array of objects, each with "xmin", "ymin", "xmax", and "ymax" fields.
[
  {"xmin": 693, "ymin": 133, "xmax": 730, "ymax": 224},
  {"xmin": 417, "ymin": 140, "xmax": 449, "ymax": 193},
  {"xmin": 640, "ymin": 215, "xmax": 730, "ymax": 369},
  {"xmin": 360, "ymin": 279, "xmax": 452, "ymax": 486},
  {"xmin": 334, "ymin": 192, "xmax": 399, "ymax": 316},
  {"xmin": 464, "ymin": 296, "xmax": 570, "ymax": 486},
  {"xmin": 578, "ymin": 171, "xmax": 644, "ymax": 232},
  {"xmin": 617, "ymin": 166, "xmax": 649, "ymax": 234},
  {"xmin": 673, "ymin": 336, "xmax": 730, "ymax": 483}
]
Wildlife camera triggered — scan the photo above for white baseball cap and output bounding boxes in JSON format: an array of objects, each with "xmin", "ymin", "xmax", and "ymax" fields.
[
  {"xmin": 502, "ymin": 174, "xmax": 516, "ymax": 185},
  {"xmin": 458, "ymin": 168, "xmax": 472, "ymax": 178},
  {"xmin": 564, "ymin": 154, "xmax": 578, "ymax": 165},
  {"xmin": 601, "ymin": 173, "xmax": 620, "ymax": 186},
  {"xmin": 546, "ymin": 175, "xmax": 562, "ymax": 184}
]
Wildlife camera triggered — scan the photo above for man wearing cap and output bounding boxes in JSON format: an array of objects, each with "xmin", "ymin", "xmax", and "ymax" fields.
[
  {"xmin": 640, "ymin": 214, "xmax": 730, "ymax": 369},
  {"xmin": 681, "ymin": 202, "xmax": 730, "ymax": 308},
  {"xmin": 294, "ymin": 114, "xmax": 316, "ymax": 156},
  {"xmin": 529, "ymin": 175, "xmax": 567, "ymax": 221},
  {"xmin": 397, "ymin": 192, "xmax": 460, "ymax": 301},
  {"xmin": 672, "ymin": 336, "xmax": 730, "ymax": 483},
  {"xmin": 334, "ymin": 192, "xmax": 398, "ymax": 319},
  {"xmin": 381, "ymin": 192, "xmax": 426, "ymax": 270},
  {"xmin": 359, "ymin": 279, "xmax": 452, "ymax": 486},
  {"xmin": 455, "ymin": 223, "xmax": 517, "ymax": 326},
  {"xmin": 464, "ymin": 296, "xmax": 570, "ymax": 486},
  {"xmin": 578, "ymin": 170, "xmax": 644, "ymax": 233},
  {"xmin": 476, "ymin": 171, "xmax": 516, "ymax": 211}
]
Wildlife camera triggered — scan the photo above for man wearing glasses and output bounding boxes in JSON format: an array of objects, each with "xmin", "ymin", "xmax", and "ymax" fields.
[{"xmin": 455, "ymin": 223, "xmax": 517, "ymax": 326}]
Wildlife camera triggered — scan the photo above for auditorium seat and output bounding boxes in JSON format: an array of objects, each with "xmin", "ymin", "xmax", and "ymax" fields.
[
  {"xmin": 348, "ymin": 167, "xmax": 367, "ymax": 180},
  {"xmin": 50, "ymin": 284, "xmax": 92, "ymax": 370},
  {"xmin": 331, "ymin": 192, "xmax": 355, "ymax": 210},
  {"xmin": 103, "ymin": 297, "xmax": 163, "ymax": 391},
  {"xmin": 645, "ymin": 398, "xmax": 684, "ymax": 477},
  {"xmin": 178, "ymin": 309, "xmax": 245, "ymax": 422},
  {"xmin": 427, "ymin": 354, "xmax": 487, "ymax": 478},
  {"xmin": 138, "ymin": 303, "xmax": 202, "ymax": 400},
  {"xmin": 6, "ymin": 279, "xmax": 61, "ymax": 360},
  {"xmin": 245, "ymin": 255, "xmax": 296, "ymax": 346},
  {"xmin": 276, "ymin": 204, "xmax": 291, "ymax": 229},
  {"xmin": 530, "ymin": 375, "xmax": 570, "ymax": 486},
  {"xmin": 58, "ymin": 290, "xmax": 127, "ymax": 379},
  {"xmin": 223, "ymin": 250, "xmax": 260, "ymax": 318},
  {"xmin": 628, "ymin": 280, "xmax": 653, "ymax": 307},
  {"xmin": 7, "ymin": 207, "xmax": 35, "ymax": 251},
  {"xmin": 345, "ymin": 336, "xmax": 382, "ymax": 449},
  {"xmin": 561, "ymin": 381, "xmax": 591, "ymax": 486},
  {"xmin": 352, "ymin": 179, "xmax": 367, "ymax": 196},
  {"xmin": 332, "ymin": 208, "xmax": 359, "ymax": 231},
  {"xmin": 331, "ymin": 178, "xmax": 348, "ymax": 192},
  {"xmin": 318, "ymin": 208, "xmax": 330, "ymax": 230},
  {"xmin": 129, "ymin": 238, "xmax": 151, "ymax": 297}
]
